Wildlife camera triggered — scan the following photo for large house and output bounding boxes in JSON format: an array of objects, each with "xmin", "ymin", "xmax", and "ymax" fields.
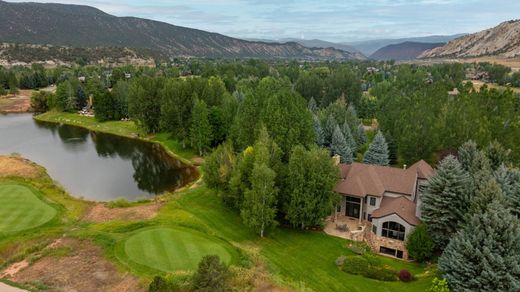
[{"xmin": 333, "ymin": 159, "xmax": 433, "ymax": 260}]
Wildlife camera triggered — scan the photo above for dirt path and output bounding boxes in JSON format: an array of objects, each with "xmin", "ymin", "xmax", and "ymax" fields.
[
  {"xmin": 3, "ymin": 238, "xmax": 144, "ymax": 292},
  {"xmin": 0, "ymin": 90, "xmax": 33, "ymax": 113},
  {"xmin": 83, "ymin": 202, "xmax": 163, "ymax": 222}
]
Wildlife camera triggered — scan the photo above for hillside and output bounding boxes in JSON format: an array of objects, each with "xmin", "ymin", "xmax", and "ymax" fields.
[
  {"xmin": 420, "ymin": 20, "xmax": 520, "ymax": 59},
  {"xmin": 0, "ymin": 1, "xmax": 360, "ymax": 60},
  {"xmin": 277, "ymin": 38, "xmax": 366, "ymax": 59},
  {"xmin": 370, "ymin": 42, "xmax": 445, "ymax": 60},
  {"xmin": 346, "ymin": 34, "xmax": 465, "ymax": 56}
]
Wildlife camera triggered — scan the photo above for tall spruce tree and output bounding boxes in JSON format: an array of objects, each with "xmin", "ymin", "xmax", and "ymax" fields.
[
  {"xmin": 308, "ymin": 96, "xmax": 318, "ymax": 113},
  {"xmin": 439, "ymin": 200, "xmax": 520, "ymax": 291},
  {"xmin": 324, "ymin": 115, "xmax": 338, "ymax": 148},
  {"xmin": 363, "ymin": 131, "xmax": 389, "ymax": 166},
  {"xmin": 312, "ymin": 114, "xmax": 325, "ymax": 146},
  {"xmin": 421, "ymin": 155, "xmax": 472, "ymax": 249},
  {"xmin": 331, "ymin": 125, "xmax": 353, "ymax": 164},
  {"xmin": 358, "ymin": 125, "xmax": 367, "ymax": 145},
  {"xmin": 458, "ymin": 140, "xmax": 479, "ymax": 172},
  {"xmin": 190, "ymin": 99, "xmax": 212, "ymax": 156},
  {"xmin": 469, "ymin": 179, "xmax": 506, "ymax": 217},
  {"xmin": 241, "ymin": 162, "xmax": 278, "ymax": 237},
  {"xmin": 341, "ymin": 121, "xmax": 357, "ymax": 158}
]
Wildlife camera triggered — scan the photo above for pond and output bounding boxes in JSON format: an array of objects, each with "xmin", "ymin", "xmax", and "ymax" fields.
[{"xmin": 0, "ymin": 114, "xmax": 198, "ymax": 201}]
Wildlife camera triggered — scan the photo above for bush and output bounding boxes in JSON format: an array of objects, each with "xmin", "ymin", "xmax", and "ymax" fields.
[
  {"xmin": 192, "ymin": 255, "xmax": 229, "ymax": 291},
  {"xmin": 406, "ymin": 223, "xmax": 434, "ymax": 262},
  {"xmin": 348, "ymin": 241, "xmax": 370, "ymax": 255},
  {"xmin": 343, "ymin": 256, "xmax": 369, "ymax": 275},
  {"xmin": 335, "ymin": 256, "xmax": 346, "ymax": 267},
  {"xmin": 364, "ymin": 267, "xmax": 398, "ymax": 281},
  {"xmin": 148, "ymin": 276, "xmax": 172, "ymax": 292},
  {"xmin": 428, "ymin": 277, "xmax": 451, "ymax": 292},
  {"xmin": 399, "ymin": 269, "xmax": 413, "ymax": 282}
]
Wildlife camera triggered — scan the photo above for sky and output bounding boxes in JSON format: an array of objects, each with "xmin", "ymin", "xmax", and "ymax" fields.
[{"xmin": 8, "ymin": 0, "xmax": 520, "ymax": 42}]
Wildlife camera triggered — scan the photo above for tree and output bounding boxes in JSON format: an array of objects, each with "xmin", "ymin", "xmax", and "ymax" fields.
[
  {"xmin": 190, "ymin": 99, "xmax": 212, "ymax": 156},
  {"xmin": 421, "ymin": 155, "xmax": 472, "ymax": 249},
  {"xmin": 486, "ymin": 140, "xmax": 511, "ymax": 170},
  {"xmin": 159, "ymin": 79, "xmax": 193, "ymax": 147},
  {"xmin": 128, "ymin": 77, "xmax": 163, "ymax": 133},
  {"xmin": 93, "ymin": 90, "xmax": 115, "ymax": 121},
  {"xmin": 192, "ymin": 255, "xmax": 229, "ymax": 292},
  {"xmin": 331, "ymin": 125, "xmax": 353, "ymax": 164},
  {"xmin": 285, "ymin": 146, "xmax": 339, "ymax": 229},
  {"xmin": 54, "ymin": 81, "xmax": 75, "ymax": 111},
  {"xmin": 30, "ymin": 91, "xmax": 50, "ymax": 112},
  {"xmin": 358, "ymin": 125, "xmax": 367, "ymax": 145},
  {"xmin": 202, "ymin": 143, "xmax": 235, "ymax": 194},
  {"xmin": 241, "ymin": 162, "xmax": 278, "ymax": 237},
  {"xmin": 439, "ymin": 201, "xmax": 520, "ymax": 291},
  {"xmin": 228, "ymin": 146, "xmax": 255, "ymax": 209},
  {"xmin": 458, "ymin": 140, "xmax": 479, "ymax": 172},
  {"xmin": 469, "ymin": 179, "xmax": 506, "ymax": 217},
  {"xmin": 405, "ymin": 224, "xmax": 434, "ymax": 262},
  {"xmin": 313, "ymin": 114, "xmax": 325, "ymax": 146},
  {"xmin": 148, "ymin": 276, "xmax": 172, "ymax": 292},
  {"xmin": 324, "ymin": 115, "xmax": 338, "ymax": 148},
  {"xmin": 363, "ymin": 131, "xmax": 389, "ymax": 166},
  {"xmin": 341, "ymin": 121, "xmax": 357, "ymax": 158},
  {"xmin": 308, "ymin": 96, "xmax": 318, "ymax": 113}
]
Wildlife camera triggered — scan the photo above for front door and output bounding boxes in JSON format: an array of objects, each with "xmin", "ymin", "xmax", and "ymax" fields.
[{"xmin": 345, "ymin": 196, "xmax": 361, "ymax": 218}]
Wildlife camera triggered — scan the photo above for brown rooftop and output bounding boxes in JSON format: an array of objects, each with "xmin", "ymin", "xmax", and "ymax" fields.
[
  {"xmin": 371, "ymin": 196, "xmax": 420, "ymax": 226},
  {"xmin": 335, "ymin": 160, "xmax": 433, "ymax": 198}
]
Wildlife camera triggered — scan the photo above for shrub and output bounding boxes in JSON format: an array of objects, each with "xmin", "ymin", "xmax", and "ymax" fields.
[
  {"xmin": 399, "ymin": 269, "xmax": 413, "ymax": 282},
  {"xmin": 192, "ymin": 255, "xmax": 229, "ymax": 291},
  {"xmin": 148, "ymin": 276, "xmax": 172, "ymax": 292},
  {"xmin": 107, "ymin": 198, "xmax": 132, "ymax": 208},
  {"xmin": 406, "ymin": 223, "xmax": 434, "ymax": 262},
  {"xmin": 364, "ymin": 254, "xmax": 381, "ymax": 266},
  {"xmin": 343, "ymin": 256, "xmax": 369, "ymax": 275},
  {"xmin": 364, "ymin": 267, "xmax": 398, "ymax": 281},
  {"xmin": 335, "ymin": 256, "xmax": 346, "ymax": 267},
  {"xmin": 348, "ymin": 241, "xmax": 370, "ymax": 255},
  {"xmin": 428, "ymin": 277, "xmax": 451, "ymax": 292}
]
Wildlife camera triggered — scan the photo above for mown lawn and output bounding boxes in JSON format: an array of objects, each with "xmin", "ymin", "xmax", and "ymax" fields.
[{"xmin": 0, "ymin": 183, "xmax": 57, "ymax": 233}]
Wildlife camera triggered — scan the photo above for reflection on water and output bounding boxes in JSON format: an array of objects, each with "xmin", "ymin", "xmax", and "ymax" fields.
[{"xmin": 0, "ymin": 114, "xmax": 198, "ymax": 201}]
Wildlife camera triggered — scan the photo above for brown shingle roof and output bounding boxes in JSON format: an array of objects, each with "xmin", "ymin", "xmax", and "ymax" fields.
[
  {"xmin": 335, "ymin": 161, "xmax": 433, "ymax": 197},
  {"xmin": 371, "ymin": 196, "xmax": 420, "ymax": 226}
]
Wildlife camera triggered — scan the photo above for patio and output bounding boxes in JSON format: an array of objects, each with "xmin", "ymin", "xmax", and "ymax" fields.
[{"xmin": 324, "ymin": 215, "xmax": 368, "ymax": 241}]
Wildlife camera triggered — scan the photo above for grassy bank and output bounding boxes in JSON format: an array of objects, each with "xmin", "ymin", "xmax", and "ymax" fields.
[{"xmin": 34, "ymin": 112, "xmax": 197, "ymax": 165}]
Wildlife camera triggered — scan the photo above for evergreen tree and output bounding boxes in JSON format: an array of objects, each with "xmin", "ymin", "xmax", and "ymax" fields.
[
  {"xmin": 323, "ymin": 115, "xmax": 337, "ymax": 148},
  {"xmin": 308, "ymin": 96, "xmax": 318, "ymax": 113},
  {"xmin": 192, "ymin": 255, "xmax": 229, "ymax": 292},
  {"xmin": 285, "ymin": 146, "xmax": 340, "ymax": 229},
  {"xmin": 190, "ymin": 99, "xmax": 212, "ymax": 156},
  {"xmin": 486, "ymin": 140, "xmax": 511, "ymax": 170},
  {"xmin": 469, "ymin": 179, "xmax": 505, "ymax": 217},
  {"xmin": 385, "ymin": 132, "xmax": 398, "ymax": 165},
  {"xmin": 363, "ymin": 131, "xmax": 389, "ymax": 166},
  {"xmin": 93, "ymin": 90, "xmax": 116, "ymax": 121},
  {"xmin": 241, "ymin": 162, "xmax": 278, "ymax": 237},
  {"xmin": 345, "ymin": 105, "xmax": 360, "ymax": 145},
  {"xmin": 341, "ymin": 121, "xmax": 357, "ymax": 158},
  {"xmin": 439, "ymin": 200, "xmax": 520, "ymax": 291},
  {"xmin": 312, "ymin": 114, "xmax": 325, "ymax": 146},
  {"xmin": 421, "ymin": 155, "xmax": 472, "ymax": 249},
  {"xmin": 331, "ymin": 125, "xmax": 353, "ymax": 164},
  {"xmin": 458, "ymin": 140, "xmax": 479, "ymax": 172}
]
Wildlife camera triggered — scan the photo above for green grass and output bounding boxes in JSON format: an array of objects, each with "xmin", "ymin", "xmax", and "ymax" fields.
[
  {"xmin": 0, "ymin": 183, "xmax": 57, "ymax": 233},
  {"xmin": 34, "ymin": 112, "xmax": 197, "ymax": 164},
  {"xmin": 121, "ymin": 227, "xmax": 236, "ymax": 273}
]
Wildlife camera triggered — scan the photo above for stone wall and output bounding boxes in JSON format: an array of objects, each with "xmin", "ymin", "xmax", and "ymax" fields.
[{"xmin": 365, "ymin": 223, "xmax": 410, "ymax": 260}]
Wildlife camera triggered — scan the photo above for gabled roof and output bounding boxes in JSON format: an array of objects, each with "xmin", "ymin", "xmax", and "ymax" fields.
[
  {"xmin": 335, "ymin": 160, "xmax": 433, "ymax": 197},
  {"xmin": 371, "ymin": 196, "xmax": 420, "ymax": 226}
]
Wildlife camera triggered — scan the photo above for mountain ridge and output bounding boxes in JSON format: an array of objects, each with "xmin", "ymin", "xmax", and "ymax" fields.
[
  {"xmin": 370, "ymin": 42, "xmax": 445, "ymax": 60},
  {"xmin": 419, "ymin": 20, "xmax": 520, "ymax": 59},
  {"xmin": 0, "ymin": 1, "xmax": 361, "ymax": 60}
]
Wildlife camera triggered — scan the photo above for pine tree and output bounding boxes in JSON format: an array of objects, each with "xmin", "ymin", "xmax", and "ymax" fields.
[
  {"xmin": 312, "ymin": 114, "xmax": 325, "ymax": 146},
  {"xmin": 421, "ymin": 155, "xmax": 472, "ymax": 249},
  {"xmin": 486, "ymin": 140, "xmax": 511, "ymax": 170},
  {"xmin": 190, "ymin": 99, "xmax": 212, "ymax": 156},
  {"xmin": 308, "ymin": 96, "xmax": 318, "ymax": 113},
  {"xmin": 363, "ymin": 131, "xmax": 389, "ymax": 166},
  {"xmin": 469, "ymin": 179, "xmax": 505, "ymax": 217},
  {"xmin": 331, "ymin": 125, "xmax": 353, "ymax": 164},
  {"xmin": 439, "ymin": 200, "xmax": 520, "ymax": 291},
  {"xmin": 241, "ymin": 162, "xmax": 278, "ymax": 237},
  {"xmin": 202, "ymin": 143, "xmax": 235, "ymax": 194},
  {"xmin": 458, "ymin": 140, "xmax": 479, "ymax": 172},
  {"xmin": 385, "ymin": 132, "xmax": 398, "ymax": 165},
  {"xmin": 324, "ymin": 115, "xmax": 337, "ymax": 148},
  {"xmin": 341, "ymin": 121, "xmax": 357, "ymax": 158}
]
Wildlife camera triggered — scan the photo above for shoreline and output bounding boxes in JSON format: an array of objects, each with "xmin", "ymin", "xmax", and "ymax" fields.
[{"xmin": 33, "ymin": 112, "xmax": 198, "ymax": 167}]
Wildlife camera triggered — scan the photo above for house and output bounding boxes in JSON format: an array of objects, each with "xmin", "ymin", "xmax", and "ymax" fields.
[{"xmin": 333, "ymin": 160, "xmax": 433, "ymax": 260}]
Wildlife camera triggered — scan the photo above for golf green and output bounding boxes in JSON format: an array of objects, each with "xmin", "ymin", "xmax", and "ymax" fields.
[
  {"xmin": 123, "ymin": 228, "xmax": 234, "ymax": 272},
  {"xmin": 0, "ymin": 183, "xmax": 57, "ymax": 233}
]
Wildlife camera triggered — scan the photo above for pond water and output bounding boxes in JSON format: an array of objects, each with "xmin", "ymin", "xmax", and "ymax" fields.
[{"xmin": 0, "ymin": 114, "xmax": 198, "ymax": 201}]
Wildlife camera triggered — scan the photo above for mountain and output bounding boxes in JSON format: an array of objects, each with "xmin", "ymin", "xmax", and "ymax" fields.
[
  {"xmin": 345, "ymin": 34, "xmax": 466, "ymax": 56},
  {"xmin": 370, "ymin": 42, "xmax": 445, "ymax": 60},
  {"xmin": 0, "ymin": 1, "xmax": 361, "ymax": 60},
  {"xmin": 420, "ymin": 20, "xmax": 520, "ymax": 59},
  {"xmin": 277, "ymin": 38, "xmax": 366, "ymax": 59}
]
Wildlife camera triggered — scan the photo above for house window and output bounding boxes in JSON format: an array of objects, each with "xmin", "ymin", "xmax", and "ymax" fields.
[
  {"xmin": 381, "ymin": 221, "xmax": 406, "ymax": 241},
  {"xmin": 379, "ymin": 246, "xmax": 403, "ymax": 259},
  {"xmin": 369, "ymin": 197, "xmax": 376, "ymax": 206},
  {"xmin": 368, "ymin": 214, "xmax": 372, "ymax": 222},
  {"xmin": 372, "ymin": 225, "xmax": 377, "ymax": 234}
]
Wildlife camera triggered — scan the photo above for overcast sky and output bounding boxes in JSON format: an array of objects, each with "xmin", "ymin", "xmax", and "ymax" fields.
[{"xmin": 8, "ymin": 0, "xmax": 520, "ymax": 42}]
